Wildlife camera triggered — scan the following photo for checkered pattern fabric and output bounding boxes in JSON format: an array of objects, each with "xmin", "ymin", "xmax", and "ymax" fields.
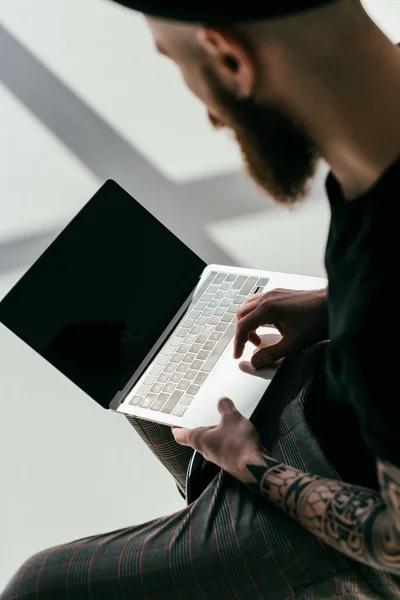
[{"xmin": 2, "ymin": 347, "xmax": 400, "ymax": 599}]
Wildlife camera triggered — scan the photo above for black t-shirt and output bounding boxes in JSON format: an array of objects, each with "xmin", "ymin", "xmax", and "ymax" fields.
[{"xmin": 304, "ymin": 155, "xmax": 400, "ymax": 492}]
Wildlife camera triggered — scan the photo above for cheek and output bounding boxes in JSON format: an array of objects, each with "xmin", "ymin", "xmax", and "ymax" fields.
[{"xmin": 179, "ymin": 65, "xmax": 215, "ymax": 111}]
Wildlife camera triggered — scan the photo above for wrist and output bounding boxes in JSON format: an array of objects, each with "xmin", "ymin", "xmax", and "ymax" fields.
[{"xmin": 234, "ymin": 445, "xmax": 272, "ymax": 483}]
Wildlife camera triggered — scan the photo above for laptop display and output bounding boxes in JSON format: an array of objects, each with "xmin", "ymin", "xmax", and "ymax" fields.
[{"xmin": 0, "ymin": 180, "xmax": 206, "ymax": 408}]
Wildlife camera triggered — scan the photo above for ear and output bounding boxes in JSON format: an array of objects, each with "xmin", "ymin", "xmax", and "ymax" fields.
[{"xmin": 197, "ymin": 27, "xmax": 256, "ymax": 98}]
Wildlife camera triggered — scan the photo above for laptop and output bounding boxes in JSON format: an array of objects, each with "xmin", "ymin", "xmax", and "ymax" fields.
[{"xmin": 0, "ymin": 180, "xmax": 325, "ymax": 429}]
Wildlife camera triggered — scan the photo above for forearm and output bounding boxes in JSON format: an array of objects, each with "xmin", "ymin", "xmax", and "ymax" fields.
[{"xmin": 237, "ymin": 448, "xmax": 400, "ymax": 574}]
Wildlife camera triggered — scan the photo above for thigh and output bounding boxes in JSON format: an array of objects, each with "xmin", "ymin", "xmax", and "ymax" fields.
[{"xmin": 1, "ymin": 471, "xmax": 346, "ymax": 600}]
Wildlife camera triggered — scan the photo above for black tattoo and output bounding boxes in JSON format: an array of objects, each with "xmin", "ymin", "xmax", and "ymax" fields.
[{"xmin": 243, "ymin": 452, "xmax": 400, "ymax": 574}]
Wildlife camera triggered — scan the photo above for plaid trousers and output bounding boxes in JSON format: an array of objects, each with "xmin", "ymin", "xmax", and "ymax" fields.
[{"xmin": 2, "ymin": 348, "xmax": 400, "ymax": 600}]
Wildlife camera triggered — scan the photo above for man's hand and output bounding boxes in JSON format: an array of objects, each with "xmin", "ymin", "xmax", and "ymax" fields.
[
  {"xmin": 172, "ymin": 397, "xmax": 263, "ymax": 480},
  {"xmin": 234, "ymin": 287, "xmax": 329, "ymax": 368}
]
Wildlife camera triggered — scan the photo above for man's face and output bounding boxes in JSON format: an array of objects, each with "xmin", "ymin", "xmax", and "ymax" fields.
[{"xmin": 147, "ymin": 18, "xmax": 319, "ymax": 204}]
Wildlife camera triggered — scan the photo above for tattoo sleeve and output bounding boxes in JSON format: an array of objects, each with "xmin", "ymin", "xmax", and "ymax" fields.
[{"xmin": 241, "ymin": 450, "xmax": 400, "ymax": 574}]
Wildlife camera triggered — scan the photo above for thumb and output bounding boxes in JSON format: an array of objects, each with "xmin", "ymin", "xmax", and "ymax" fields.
[
  {"xmin": 251, "ymin": 339, "xmax": 288, "ymax": 368},
  {"xmin": 218, "ymin": 397, "xmax": 239, "ymax": 416}
]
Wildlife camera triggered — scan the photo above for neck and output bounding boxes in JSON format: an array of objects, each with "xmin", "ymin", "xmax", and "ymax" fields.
[{"xmin": 263, "ymin": 12, "xmax": 400, "ymax": 199}]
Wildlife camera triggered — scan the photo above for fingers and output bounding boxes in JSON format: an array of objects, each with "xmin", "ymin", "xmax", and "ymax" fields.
[
  {"xmin": 218, "ymin": 397, "xmax": 240, "ymax": 417},
  {"xmin": 251, "ymin": 339, "xmax": 288, "ymax": 368},
  {"xmin": 234, "ymin": 303, "xmax": 273, "ymax": 359},
  {"xmin": 248, "ymin": 331, "xmax": 262, "ymax": 346},
  {"xmin": 172, "ymin": 426, "xmax": 206, "ymax": 448}
]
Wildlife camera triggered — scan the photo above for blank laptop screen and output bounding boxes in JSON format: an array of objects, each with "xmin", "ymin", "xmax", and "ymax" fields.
[{"xmin": 0, "ymin": 180, "xmax": 206, "ymax": 408}]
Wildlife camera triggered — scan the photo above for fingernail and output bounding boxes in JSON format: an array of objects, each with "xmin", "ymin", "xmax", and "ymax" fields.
[{"xmin": 219, "ymin": 397, "xmax": 232, "ymax": 409}]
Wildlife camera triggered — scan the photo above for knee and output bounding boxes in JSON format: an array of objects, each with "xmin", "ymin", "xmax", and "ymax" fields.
[{"xmin": 1, "ymin": 548, "xmax": 52, "ymax": 600}]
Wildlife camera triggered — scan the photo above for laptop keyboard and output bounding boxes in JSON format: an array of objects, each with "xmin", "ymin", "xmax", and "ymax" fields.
[{"xmin": 128, "ymin": 272, "xmax": 269, "ymax": 417}]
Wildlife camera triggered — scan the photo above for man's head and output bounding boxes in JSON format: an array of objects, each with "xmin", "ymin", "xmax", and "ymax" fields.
[{"xmin": 111, "ymin": 1, "xmax": 362, "ymax": 203}]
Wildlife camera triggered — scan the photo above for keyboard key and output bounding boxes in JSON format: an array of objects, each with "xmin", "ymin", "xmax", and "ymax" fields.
[
  {"xmin": 225, "ymin": 274, "xmax": 236, "ymax": 282},
  {"xmin": 182, "ymin": 318, "xmax": 196, "ymax": 329},
  {"xmin": 184, "ymin": 334, "xmax": 196, "ymax": 344},
  {"xmin": 169, "ymin": 372, "xmax": 183, "ymax": 383},
  {"xmin": 151, "ymin": 394, "xmax": 169, "ymax": 411},
  {"xmin": 187, "ymin": 384, "xmax": 201, "ymax": 396},
  {"xmin": 219, "ymin": 298, "xmax": 231, "ymax": 308},
  {"xmin": 190, "ymin": 343, "xmax": 202, "ymax": 354},
  {"xmin": 163, "ymin": 382, "xmax": 176, "ymax": 394},
  {"xmin": 210, "ymin": 331, "xmax": 222, "ymax": 341},
  {"xmin": 140, "ymin": 394, "xmax": 156, "ymax": 408},
  {"xmin": 203, "ymin": 340, "xmax": 215, "ymax": 351},
  {"xmin": 164, "ymin": 363, "xmax": 176, "ymax": 373},
  {"xmin": 162, "ymin": 346, "xmax": 176, "ymax": 357},
  {"xmin": 176, "ymin": 363, "xmax": 189, "ymax": 374},
  {"xmin": 208, "ymin": 285, "xmax": 218, "ymax": 293},
  {"xmin": 189, "ymin": 310, "xmax": 201, "ymax": 321},
  {"xmin": 213, "ymin": 273, "xmax": 226, "ymax": 285},
  {"xmin": 172, "ymin": 405, "xmax": 187, "ymax": 417},
  {"xmin": 177, "ymin": 380, "xmax": 190, "ymax": 391},
  {"xmin": 150, "ymin": 383, "xmax": 164, "ymax": 394},
  {"xmin": 161, "ymin": 391, "xmax": 184, "ymax": 414},
  {"xmin": 190, "ymin": 326, "xmax": 202, "ymax": 335},
  {"xmin": 227, "ymin": 305, "xmax": 238, "ymax": 314},
  {"xmin": 137, "ymin": 384, "xmax": 150, "ymax": 396},
  {"xmin": 232, "ymin": 275, "xmax": 247, "ymax": 290},
  {"xmin": 207, "ymin": 316, "xmax": 219, "ymax": 326},
  {"xmin": 256, "ymin": 278, "xmax": 270, "ymax": 289},
  {"xmin": 184, "ymin": 369, "xmax": 196, "ymax": 381},
  {"xmin": 220, "ymin": 282, "xmax": 231, "ymax": 290},
  {"xmin": 170, "ymin": 353, "xmax": 182, "ymax": 364},
  {"xmin": 208, "ymin": 299, "xmax": 219, "ymax": 308},
  {"xmin": 213, "ymin": 307, "xmax": 225, "ymax": 317},
  {"xmin": 194, "ymin": 372, "xmax": 208, "ymax": 385},
  {"xmin": 226, "ymin": 289, "xmax": 237, "ymax": 299},
  {"xmin": 202, "ymin": 307, "xmax": 214, "ymax": 317},
  {"xmin": 202, "ymin": 325, "xmax": 214, "ymax": 335},
  {"xmin": 196, "ymin": 301, "xmax": 207, "ymax": 311},
  {"xmin": 156, "ymin": 355, "xmax": 169, "ymax": 366},
  {"xmin": 233, "ymin": 295, "xmax": 245, "ymax": 305},
  {"xmin": 191, "ymin": 359, "xmax": 204, "ymax": 371},
  {"xmin": 240, "ymin": 277, "xmax": 258, "ymax": 296},
  {"xmin": 175, "ymin": 328, "xmax": 187, "ymax": 338},
  {"xmin": 221, "ymin": 313, "xmax": 233, "ymax": 323},
  {"xmin": 180, "ymin": 395, "xmax": 194, "ymax": 406},
  {"xmin": 129, "ymin": 395, "xmax": 142, "ymax": 406},
  {"xmin": 157, "ymin": 373, "xmax": 170, "ymax": 383},
  {"xmin": 178, "ymin": 344, "xmax": 191, "ymax": 354},
  {"xmin": 150, "ymin": 365, "xmax": 162, "ymax": 376},
  {"xmin": 201, "ymin": 293, "xmax": 213, "ymax": 303},
  {"xmin": 182, "ymin": 353, "xmax": 196, "ymax": 363},
  {"xmin": 215, "ymin": 322, "xmax": 228, "ymax": 332},
  {"xmin": 196, "ymin": 334, "xmax": 208, "ymax": 344},
  {"xmin": 197, "ymin": 316, "xmax": 208, "ymax": 326},
  {"xmin": 202, "ymin": 324, "xmax": 236, "ymax": 373},
  {"xmin": 169, "ymin": 338, "xmax": 181, "ymax": 347},
  {"xmin": 197, "ymin": 351, "xmax": 209, "ymax": 361},
  {"xmin": 215, "ymin": 291, "xmax": 225, "ymax": 299}
]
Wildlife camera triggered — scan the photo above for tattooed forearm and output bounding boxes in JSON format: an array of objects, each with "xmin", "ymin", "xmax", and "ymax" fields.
[
  {"xmin": 377, "ymin": 459, "xmax": 400, "ymax": 525},
  {"xmin": 241, "ymin": 450, "xmax": 400, "ymax": 574}
]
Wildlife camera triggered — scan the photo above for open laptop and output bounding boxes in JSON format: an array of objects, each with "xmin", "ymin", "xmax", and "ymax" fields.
[{"xmin": 0, "ymin": 180, "xmax": 325, "ymax": 429}]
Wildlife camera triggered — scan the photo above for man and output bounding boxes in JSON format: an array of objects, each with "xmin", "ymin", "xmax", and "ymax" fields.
[{"xmin": 2, "ymin": 1, "xmax": 400, "ymax": 598}]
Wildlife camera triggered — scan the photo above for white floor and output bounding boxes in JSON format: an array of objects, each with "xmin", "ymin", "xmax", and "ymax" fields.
[{"xmin": 0, "ymin": 0, "xmax": 399, "ymax": 592}]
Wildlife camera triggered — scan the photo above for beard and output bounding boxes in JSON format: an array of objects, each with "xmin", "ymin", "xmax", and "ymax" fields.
[{"xmin": 205, "ymin": 72, "xmax": 320, "ymax": 205}]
